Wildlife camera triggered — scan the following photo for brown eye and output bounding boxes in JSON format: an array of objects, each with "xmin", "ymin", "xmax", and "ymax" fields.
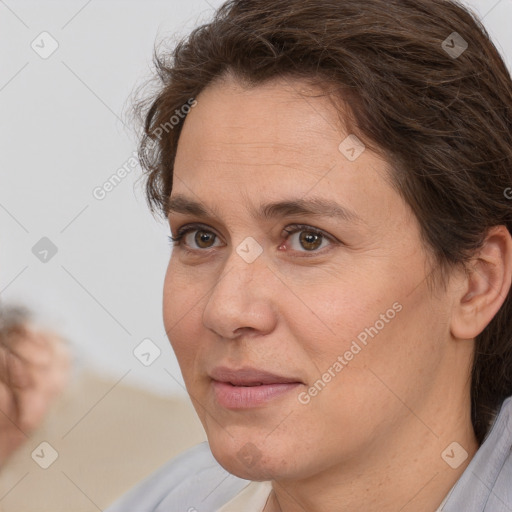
[
  {"xmin": 194, "ymin": 230, "xmax": 216, "ymax": 249},
  {"xmin": 169, "ymin": 225, "xmax": 222, "ymax": 251},
  {"xmin": 299, "ymin": 231, "xmax": 323, "ymax": 251},
  {"xmin": 282, "ymin": 224, "xmax": 336, "ymax": 254}
]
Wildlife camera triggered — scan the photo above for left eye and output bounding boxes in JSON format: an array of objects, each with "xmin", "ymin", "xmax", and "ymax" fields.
[{"xmin": 282, "ymin": 226, "xmax": 333, "ymax": 252}]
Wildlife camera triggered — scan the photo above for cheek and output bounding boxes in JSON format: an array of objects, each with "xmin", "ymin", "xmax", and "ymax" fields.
[
  {"xmin": 163, "ymin": 260, "xmax": 204, "ymax": 369},
  {"xmin": 303, "ymin": 284, "xmax": 445, "ymax": 427},
  {"xmin": 280, "ymin": 272, "xmax": 389, "ymax": 365},
  {"xmin": 286, "ymin": 259, "xmax": 441, "ymax": 400}
]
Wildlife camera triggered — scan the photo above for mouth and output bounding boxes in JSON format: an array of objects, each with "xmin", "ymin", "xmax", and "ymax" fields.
[{"xmin": 209, "ymin": 366, "xmax": 304, "ymax": 409}]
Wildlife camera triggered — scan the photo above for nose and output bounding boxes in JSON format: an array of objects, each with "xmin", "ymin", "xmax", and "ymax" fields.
[{"xmin": 201, "ymin": 247, "xmax": 278, "ymax": 340}]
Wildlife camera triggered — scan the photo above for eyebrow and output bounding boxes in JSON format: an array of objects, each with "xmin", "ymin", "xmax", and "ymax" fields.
[{"xmin": 167, "ymin": 194, "xmax": 363, "ymax": 224}]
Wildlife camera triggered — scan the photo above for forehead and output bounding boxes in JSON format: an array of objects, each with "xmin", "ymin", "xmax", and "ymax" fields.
[
  {"xmin": 177, "ymin": 75, "xmax": 345, "ymax": 168},
  {"xmin": 177, "ymin": 77, "xmax": 359, "ymax": 181},
  {"xmin": 171, "ymin": 75, "xmax": 404, "ymax": 232}
]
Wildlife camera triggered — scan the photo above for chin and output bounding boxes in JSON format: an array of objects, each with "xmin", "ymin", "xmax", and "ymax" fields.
[{"xmin": 207, "ymin": 429, "xmax": 302, "ymax": 481}]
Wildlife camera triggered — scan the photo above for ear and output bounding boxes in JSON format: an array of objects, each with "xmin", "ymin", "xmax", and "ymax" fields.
[{"xmin": 450, "ymin": 225, "xmax": 512, "ymax": 340}]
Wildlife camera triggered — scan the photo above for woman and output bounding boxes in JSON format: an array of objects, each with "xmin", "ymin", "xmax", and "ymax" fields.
[{"xmin": 107, "ymin": 0, "xmax": 512, "ymax": 510}]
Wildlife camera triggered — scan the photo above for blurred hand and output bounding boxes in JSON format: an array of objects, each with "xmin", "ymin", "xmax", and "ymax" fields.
[{"xmin": 0, "ymin": 307, "xmax": 71, "ymax": 464}]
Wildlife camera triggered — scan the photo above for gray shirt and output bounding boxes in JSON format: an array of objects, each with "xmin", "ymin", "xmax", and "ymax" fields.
[{"xmin": 106, "ymin": 395, "xmax": 512, "ymax": 511}]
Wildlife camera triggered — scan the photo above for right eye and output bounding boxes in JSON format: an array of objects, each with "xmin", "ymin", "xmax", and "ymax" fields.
[{"xmin": 169, "ymin": 224, "xmax": 223, "ymax": 251}]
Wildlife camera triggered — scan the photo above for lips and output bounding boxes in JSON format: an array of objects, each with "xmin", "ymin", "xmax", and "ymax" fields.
[
  {"xmin": 209, "ymin": 366, "xmax": 302, "ymax": 386},
  {"xmin": 209, "ymin": 366, "xmax": 303, "ymax": 409}
]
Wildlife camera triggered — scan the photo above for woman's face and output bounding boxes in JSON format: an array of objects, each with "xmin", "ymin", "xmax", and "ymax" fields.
[{"xmin": 163, "ymin": 75, "xmax": 461, "ymax": 481}]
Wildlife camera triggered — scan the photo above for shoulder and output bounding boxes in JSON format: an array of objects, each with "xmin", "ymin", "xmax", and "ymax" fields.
[
  {"xmin": 105, "ymin": 442, "xmax": 250, "ymax": 512},
  {"xmin": 444, "ymin": 396, "xmax": 512, "ymax": 511}
]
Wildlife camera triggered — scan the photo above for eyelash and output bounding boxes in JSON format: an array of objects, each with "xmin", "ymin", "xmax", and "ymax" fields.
[{"xmin": 168, "ymin": 223, "xmax": 338, "ymax": 256}]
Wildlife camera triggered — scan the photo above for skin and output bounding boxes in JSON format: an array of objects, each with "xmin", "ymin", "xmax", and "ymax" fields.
[
  {"xmin": 163, "ymin": 73, "xmax": 512, "ymax": 512},
  {"xmin": 0, "ymin": 323, "xmax": 70, "ymax": 464}
]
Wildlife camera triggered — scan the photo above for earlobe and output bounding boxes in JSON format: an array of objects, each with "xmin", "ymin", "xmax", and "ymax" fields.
[{"xmin": 450, "ymin": 225, "xmax": 512, "ymax": 340}]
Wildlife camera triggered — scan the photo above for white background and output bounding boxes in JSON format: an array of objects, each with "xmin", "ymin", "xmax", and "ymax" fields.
[{"xmin": 1, "ymin": 0, "xmax": 511, "ymax": 397}]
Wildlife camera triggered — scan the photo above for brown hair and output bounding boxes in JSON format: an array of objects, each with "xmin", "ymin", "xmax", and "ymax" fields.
[{"xmin": 133, "ymin": 0, "xmax": 512, "ymax": 443}]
